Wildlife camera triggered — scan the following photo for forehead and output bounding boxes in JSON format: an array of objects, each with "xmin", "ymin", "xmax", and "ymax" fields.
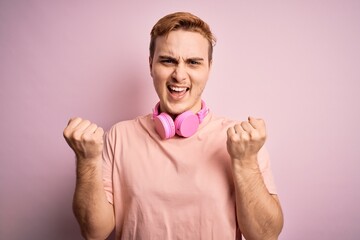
[{"xmin": 154, "ymin": 30, "xmax": 209, "ymax": 59}]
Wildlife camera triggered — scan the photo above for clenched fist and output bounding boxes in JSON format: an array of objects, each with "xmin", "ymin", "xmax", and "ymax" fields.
[
  {"xmin": 63, "ymin": 117, "xmax": 104, "ymax": 161},
  {"xmin": 226, "ymin": 117, "xmax": 266, "ymax": 163}
]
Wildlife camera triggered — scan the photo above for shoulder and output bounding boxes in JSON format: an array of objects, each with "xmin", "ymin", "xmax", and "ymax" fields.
[
  {"xmin": 106, "ymin": 114, "xmax": 152, "ymax": 139},
  {"xmin": 196, "ymin": 113, "xmax": 238, "ymax": 141},
  {"xmin": 110, "ymin": 114, "xmax": 151, "ymax": 129},
  {"xmin": 206, "ymin": 113, "xmax": 238, "ymax": 130}
]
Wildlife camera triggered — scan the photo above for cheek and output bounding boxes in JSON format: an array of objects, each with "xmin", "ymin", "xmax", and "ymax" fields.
[
  {"xmin": 152, "ymin": 78, "xmax": 162, "ymax": 91},
  {"xmin": 152, "ymin": 67, "xmax": 169, "ymax": 82},
  {"xmin": 192, "ymin": 73, "xmax": 209, "ymax": 89},
  {"xmin": 191, "ymin": 81, "xmax": 207, "ymax": 98},
  {"xmin": 152, "ymin": 71, "xmax": 167, "ymax": 93}
]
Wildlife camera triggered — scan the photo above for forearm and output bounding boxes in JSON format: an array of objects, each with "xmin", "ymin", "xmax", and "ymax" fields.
[
  {"xmin": 73, "ymin": 157, "xmax": 115, "ymax": 240},
  {"xmin": 233, "ymin": 156, "xmax": 283, "ymax": 240}
]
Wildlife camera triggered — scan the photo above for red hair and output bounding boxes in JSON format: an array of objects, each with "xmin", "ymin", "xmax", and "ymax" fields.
[{"xmin": 150, "ymin": 12, "xmax": 216, "ymax": 62}]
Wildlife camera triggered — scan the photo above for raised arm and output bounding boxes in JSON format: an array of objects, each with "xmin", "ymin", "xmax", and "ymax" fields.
[
  {"xmin": 226, "ymin": 117, "xmax": 284, "ymax": 240},
  {"xmin": 63, "ymin": 117, "xmax": 114, "ymax": 240}
]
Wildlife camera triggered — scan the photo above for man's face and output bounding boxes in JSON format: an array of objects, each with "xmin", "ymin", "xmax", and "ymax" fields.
[{"xmin": 150, "ymin": 30, "xmax": 211, "ymax": 116}]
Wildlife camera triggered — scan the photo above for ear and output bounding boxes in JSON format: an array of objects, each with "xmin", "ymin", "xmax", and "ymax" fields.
[{"xmin": 149, "ymin": 56, "xmax": 153, "ymax": 77}]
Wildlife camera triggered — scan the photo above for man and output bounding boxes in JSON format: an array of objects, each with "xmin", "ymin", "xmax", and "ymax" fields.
[{"xmin": 63, "ymin": 12, "xmax": 283, "ymax": 240}]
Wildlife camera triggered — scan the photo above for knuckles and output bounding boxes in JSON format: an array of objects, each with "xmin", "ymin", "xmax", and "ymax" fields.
[
  {"xmin": 72, "ymin": 130, "xmax": 83, "ymax": 141},
  {"xmin": 227, "ymin": 120, "xmax": 267, "ymax": 144},
  {"xmin": 63, "ymin": 119, "xmax": 103, "ymax": 143},
  {"xmin": 63, "ymin": 128, "xmax": 71, "ymax": 139},
  {"xmin": 63, "ymin": 118, "xmax": 104, "ymax": 159},
  {"xmin": 228, "ymin": 134, "xmax": 240, "ymax": 143},
  {"xmin": 82, "ymin": 133, "xmax": 99, "ymax": 143},
  {"xmin": 226, "ymin": 118, "xmax": 267, "ymax": 158}
]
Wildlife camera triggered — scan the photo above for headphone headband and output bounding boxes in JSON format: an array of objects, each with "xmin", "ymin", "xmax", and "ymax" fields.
[
  {"xmin": 152, "ymin": 100, "xmax": 209, "ymax": 139},
  {"xmin": 152, "ymin": 100, "xmax": 209, "ymax": 122}
]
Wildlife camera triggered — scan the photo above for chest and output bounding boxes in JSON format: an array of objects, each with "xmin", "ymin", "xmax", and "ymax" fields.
[{"xmin": 115, "ymin": 134, "xmax": 235, "ymax": 208}]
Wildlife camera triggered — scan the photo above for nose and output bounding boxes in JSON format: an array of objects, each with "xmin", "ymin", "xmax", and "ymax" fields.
[{"xmin": 171, "ymin": 64, "xmax": 187, "ymax": 82}]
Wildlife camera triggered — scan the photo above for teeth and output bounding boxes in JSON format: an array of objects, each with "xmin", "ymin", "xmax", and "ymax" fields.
[{"xmin": 169, "ymin": 86, "xmax": 187, "ymax": 92}]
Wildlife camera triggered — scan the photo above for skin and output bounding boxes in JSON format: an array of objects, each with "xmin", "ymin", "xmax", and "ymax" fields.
[
  {"xmin": 149, "ymin": 30, "xmax": 211, "ymax": 118},
  {"xmin": 64, "ymin": 29, "xmax": 283, "ymax": 240},
  {"xmin": 63, "ymin": 118, "xmax": 114, "ymax": 240},
  {"xmin": 227, "ymin": 117, "xmax": 284, "ymax": 239}
]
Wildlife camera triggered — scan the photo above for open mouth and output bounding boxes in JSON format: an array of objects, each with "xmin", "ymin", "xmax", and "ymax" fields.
[
  {"xmin": 167, "ymin": 85, "xmax": 190, "ymax": 99},
  {"xmin": 168, "ymin": 85, "xmax": 189, "ymax": 93},
  {"xmin": 168, "ymin": 85, "xmax": 189, "ymax": 92}
]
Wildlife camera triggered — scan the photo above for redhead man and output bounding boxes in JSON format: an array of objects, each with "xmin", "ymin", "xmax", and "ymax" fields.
[{"xmin": 64, "ymin": 12, "xmax": 283, "ymax": 240}]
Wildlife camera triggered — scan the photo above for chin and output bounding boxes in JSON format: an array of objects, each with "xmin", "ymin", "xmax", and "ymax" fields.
[
  {"xmin": 165, "ymin": 103, "xmax": 189, "ymax": 115},
  {"xmin": 167, "ymin": 107, "xmax": 185, "ymax": 116}
]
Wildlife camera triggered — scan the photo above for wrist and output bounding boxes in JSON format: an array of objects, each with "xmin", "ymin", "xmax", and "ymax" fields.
[
  {"xmin": 76, "ymin": 154, "xmax": 102, "ymax": 163},
  {"xmin": 232, "ymin": 154, "xmax": 260, "ymax": 172},
  {"xmin": 75, "ymin": 155, "xmax": 103, "ymax": 173},
  {"xmin": 232, "ymin": 155, "xmax": 262, "ymax": 190}
]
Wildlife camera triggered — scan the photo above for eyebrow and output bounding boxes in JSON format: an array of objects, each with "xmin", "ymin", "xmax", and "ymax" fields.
[
  {"xmin": 158, "ymin": 55, "xmax": 177, "ymax": 60},
  {"xmin": 158, "ymin": 55, "xmax": 205, "ymax": 62}
]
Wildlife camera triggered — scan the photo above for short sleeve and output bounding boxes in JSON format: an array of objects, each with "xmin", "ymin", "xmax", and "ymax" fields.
[
  {"xmin": 257, "ymin": 146, "xmax": 277, "ymax": 195},
  {"xmin": 102, "ymin": 130, "xmax": 114, "ymax": 205}
]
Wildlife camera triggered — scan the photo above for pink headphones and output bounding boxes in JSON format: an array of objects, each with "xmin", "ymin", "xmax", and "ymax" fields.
[{"xmin": 152, "ymin": 100, "xmax": 209, "ymax": 139}]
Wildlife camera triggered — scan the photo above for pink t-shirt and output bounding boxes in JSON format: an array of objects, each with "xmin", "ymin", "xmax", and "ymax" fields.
[{"xmin": 102, "ymin": 112, "xmax": 277, "ymax": 240}]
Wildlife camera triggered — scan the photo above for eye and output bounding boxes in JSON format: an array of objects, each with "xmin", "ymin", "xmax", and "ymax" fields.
[
  {"xmin": 160, "ymin": 58, "xmax": 176, "ymax": 64},
  {"xmin": 188, "ymin": 60, "xmax": 201, "ymax": 65}
]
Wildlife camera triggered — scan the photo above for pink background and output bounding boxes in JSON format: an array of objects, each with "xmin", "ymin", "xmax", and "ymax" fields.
[{"xmin": 1, "ymin": 1, "xmax": 359, "ymax": 239}]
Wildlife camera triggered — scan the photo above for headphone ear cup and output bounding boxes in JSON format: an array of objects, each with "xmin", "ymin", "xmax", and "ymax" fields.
[
  {"xmin": 154, "ymin": 113, "xmax": 175, "ymax": 139},
  {"xmin": 174, "ymin": 111, "xmax": 200, "ymax": 137}
]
